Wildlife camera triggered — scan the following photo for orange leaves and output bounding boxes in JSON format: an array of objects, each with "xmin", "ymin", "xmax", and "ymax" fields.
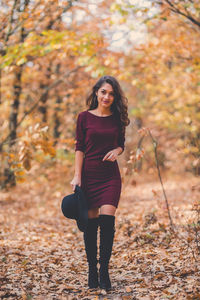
[
  {"xmin": 19, "ymin": 141, "xmax": 33, "ymax": 172},
  {"xmin": 6, "ymin": 124, "xmax": 56, "ymax": 183},
  {"xmin": 29, "ymin": 124, "xmax": 56, "ymax": 157},
  {"xmin": 137, "ymin": 127, "xmax": 149, "ymax": 137},
  {"xmin": 127, "ymin": 148, "xmax": 144, "ymax": 165},
  {"xmin": 1, "ymin": 168, "xmax": 200, "ymax": 298},
  {"xmin": 40, "ymin": 140, "xmax": 56, "ymax": 156},
  {"xmin": 122, "ymin": 4, "xmax": 200, "ymax": 172},
  {"xmin": 9, "ymin": 160, "xmax": 26, "ymax": 184},
  {"xmin": 22, "ymin": 154, "xmax": 32, "ymax": 171},
  {"xmin": 136, "ymin": 148, "xmax": 145, "ymax": 161}
]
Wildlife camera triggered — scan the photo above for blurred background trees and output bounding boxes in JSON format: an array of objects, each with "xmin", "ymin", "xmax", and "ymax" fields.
[{"xmin": 0, "ymin": 0, "xmax": 199, "ymax": 189}]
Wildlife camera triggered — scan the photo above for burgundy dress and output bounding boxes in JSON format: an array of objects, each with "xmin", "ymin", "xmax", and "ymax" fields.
[{"xmin": 75, "ymin": 110, "xmax": 125, "ymax": 209}]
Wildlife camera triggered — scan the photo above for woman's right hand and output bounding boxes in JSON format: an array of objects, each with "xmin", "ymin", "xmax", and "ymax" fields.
[{"xmin": 70, "ymin": 175, "xmax": 81, "ymax": 192}]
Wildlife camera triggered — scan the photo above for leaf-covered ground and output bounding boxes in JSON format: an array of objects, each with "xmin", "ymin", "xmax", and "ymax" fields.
[{"xmin": 0, "ymin": 168, "xmax": 200, "ymax": 300}]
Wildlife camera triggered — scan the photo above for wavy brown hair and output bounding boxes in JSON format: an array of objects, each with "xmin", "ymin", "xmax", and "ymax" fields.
[{"xmin": 86, "ymin": 76, "xmax": 130, "ymax": 133}]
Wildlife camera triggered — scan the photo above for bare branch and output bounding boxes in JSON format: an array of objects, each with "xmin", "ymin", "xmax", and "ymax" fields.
[
  {"xmin": 5, "ymin": 0, "xmax": 18, "ymax": 42},
  {"xmin": 33, "ymin": 0, "xmax": 77, "ymax": 31},
  {"xmin": 164, "ymin": 0, "xmax": 200, "ymax": 28},
  {"xmin": 148, "ymin": 128, "xmax": 174, "ymax": 229}
]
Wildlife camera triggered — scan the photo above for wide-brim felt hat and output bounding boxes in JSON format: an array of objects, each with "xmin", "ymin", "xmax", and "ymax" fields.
[{"xmin": 61, "ymin": 185, "xmax": 88, "ymax": 232}]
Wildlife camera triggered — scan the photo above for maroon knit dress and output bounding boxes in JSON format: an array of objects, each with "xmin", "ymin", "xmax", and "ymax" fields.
[{"xmin": 75, "ymin": 110, "xmax": 125, "ymax": 209}]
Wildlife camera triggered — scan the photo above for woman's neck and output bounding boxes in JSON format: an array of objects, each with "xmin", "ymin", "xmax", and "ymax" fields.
[{"xmin": 95, "ymin": 107, "xmax": 112, "ymax": 116}]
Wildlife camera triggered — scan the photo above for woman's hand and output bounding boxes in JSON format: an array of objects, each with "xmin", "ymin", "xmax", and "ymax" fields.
[
  {"xmin": 70, "ymin": 175, "xmax": 81, "ymax": 192},
  {"xmin": 102, "ymin": 148, "xmax": 121, "ymax": 162}
]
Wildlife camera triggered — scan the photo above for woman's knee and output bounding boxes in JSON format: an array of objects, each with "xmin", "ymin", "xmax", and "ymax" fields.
[
  {"xmin": 100, "ymin": 204, "xmax": 116, "ymax": 216},
  {"xmin": 88, "ymin": 207, "xmax": 99, "ymax": 218}
]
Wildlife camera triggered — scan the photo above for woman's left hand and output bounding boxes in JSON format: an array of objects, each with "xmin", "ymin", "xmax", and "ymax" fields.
[{"xmin": 102, "ymin": 149, "xmax": 120, "ymax": 162}]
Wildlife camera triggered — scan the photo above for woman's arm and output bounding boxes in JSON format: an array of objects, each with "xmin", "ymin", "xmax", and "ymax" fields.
[
  {"xmin": 70, "ymin": 112, "xmax": 86, "ymax": 191},
  {"xmin": 74, "ymin": 150, "xmax": 84, "ymax": 177},
  {"xmin": 102, "ymin": 147, "xmax": 123, "ymax": 162},
  {"xmin": 70, "ymin": 150, "xmax": 84, "ymax": 191}
]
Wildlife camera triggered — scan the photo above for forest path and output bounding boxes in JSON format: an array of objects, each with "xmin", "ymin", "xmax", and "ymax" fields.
[{"xmin": 0, "ymin": 174, "xmax": 200, "ymax": 299}]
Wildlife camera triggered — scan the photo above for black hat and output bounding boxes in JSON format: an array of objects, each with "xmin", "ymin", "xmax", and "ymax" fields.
[{"xmin": 61, "ymin": 185, "xmax": 88, "ymax": 232}]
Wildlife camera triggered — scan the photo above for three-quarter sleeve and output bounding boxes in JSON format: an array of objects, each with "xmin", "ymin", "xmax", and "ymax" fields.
[
  {"xmin": 118, "ymin": 125, "xmax": 125, "ymax": 153},
  {"xmin": 75, "ymin": 112, "xmax": 86, "ymax": 152}
]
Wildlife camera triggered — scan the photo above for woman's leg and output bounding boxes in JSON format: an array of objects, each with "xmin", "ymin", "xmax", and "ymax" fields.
[
  {"xmin": 88, "ymin": 207, "xmax": 99, "ymax": 218},
  {"xmin": 100, "ymin": 204, "xmax": 116, "ymax": 216},
  {"xmin": 99, "ymin": 205, "xmax": 116, "ymax": 290},
  {"xmin": 84, "ymin": 207, "xmax": 99, "ymax": 288}
]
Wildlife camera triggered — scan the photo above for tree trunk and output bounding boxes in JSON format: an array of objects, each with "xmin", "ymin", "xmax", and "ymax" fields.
[
  {"xmin": 9, "ymin": 66, "xmax": 23, "ymax": 147},
  {"xmin": 53, "ymin": 63, "xmax": 62, "ymax": 145},
  {"xmin": 2, "ymin": 0, "xmax": 30, "ymax": 188},
  {"xmin": 2, "ymin": 66, "xmax": 23, "ymax": 188},
  {"xmin": 38, "ymin": 64, "xmax": 52, "ymax": 123},
  {"xmin": 53, "ymin": 95, "xmax": 62, "ymax": 145}
]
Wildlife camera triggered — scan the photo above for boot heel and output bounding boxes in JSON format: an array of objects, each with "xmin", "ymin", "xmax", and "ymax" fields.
[
  {"xmin": 88, "ymin": 265, "xmax": 99, "ymax": 289},
  {"xmin": 99, "ymin": 265, "xmax": 111, "ymax": 290}
]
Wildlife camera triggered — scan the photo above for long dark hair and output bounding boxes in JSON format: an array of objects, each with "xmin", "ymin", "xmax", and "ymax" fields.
[{"xmin": 86, "ymin": 76, "xmax": 130, "ymax": 133}]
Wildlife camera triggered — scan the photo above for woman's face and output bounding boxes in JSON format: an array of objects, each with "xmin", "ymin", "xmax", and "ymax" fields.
[{"xmin": 96, "ymin": 83, "xmax": 114, "ymax": 109}]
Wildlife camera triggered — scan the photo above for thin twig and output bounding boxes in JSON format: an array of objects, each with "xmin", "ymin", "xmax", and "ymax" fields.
[
  {"xmin": 147, "ymin": 128, "xmax": 174, "ymax": 229},
  {"xmin": 164, "ymin": 0, "xmax": 200, "ymax": 28}
]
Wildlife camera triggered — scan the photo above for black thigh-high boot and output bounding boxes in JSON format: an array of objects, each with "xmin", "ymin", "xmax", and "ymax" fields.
[
  {"xmin": 83, "ymin": 217, "xmax": 99, "ymax": 288},
  {"xmin": 99, "ymin": 214, "xmax": 115, "ymax": 290}
]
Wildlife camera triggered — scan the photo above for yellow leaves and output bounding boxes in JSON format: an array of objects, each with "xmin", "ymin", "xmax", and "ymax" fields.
[
  {"xmin": 29, "ymin": 125, "xmax": 56, "ymax": 158},
  {"xmin": 15, "ymin": 170, "xmax": 25, "ymax": 176},
  {"xmin": 40, "ymin": 140, "xmax": 56, "ymax": 157},
  {"xmin": 128, "ymin": 13, "xmax": 200, "ymax": 151},
  {"xmin": 3, "ymin": 28, "xmax": 96, "ymax": 68},
  {"xmin": 110, "ymin": 3, "xmax": 122, "ymax": 13},
  {"xmin": 8, "ymin": 153, "xmax": 15, "ymax": 159},
  {"xmin": 4, "ymin": 124, "xmax": 57, "ymax": 185},
  {"xmin": 16, "ymin": 58, "xmax": 27, "ymax": 66},
  {"xmin": 182, "ymin": 146, "xmax": 199, "ymax": 154},
  {"xmin": 8, "ymin": 156, "xmax": 26, "ymax": 183}
]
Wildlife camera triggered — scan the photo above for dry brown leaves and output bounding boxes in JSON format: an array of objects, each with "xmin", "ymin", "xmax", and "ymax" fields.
[{"xmin": 0, "ymin": 168, "xmax": 200, "ymax": 299}]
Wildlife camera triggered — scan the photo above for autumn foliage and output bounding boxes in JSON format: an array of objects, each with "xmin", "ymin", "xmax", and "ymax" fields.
[{"xmin": 0, "ymin": 1, "xmax": 200, "ymax": 298}]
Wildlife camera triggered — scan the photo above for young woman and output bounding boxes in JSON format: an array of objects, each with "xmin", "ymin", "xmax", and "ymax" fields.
[{"xmin": 70, "ymin": 75, "xmax": 130, "ymax": 290}]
